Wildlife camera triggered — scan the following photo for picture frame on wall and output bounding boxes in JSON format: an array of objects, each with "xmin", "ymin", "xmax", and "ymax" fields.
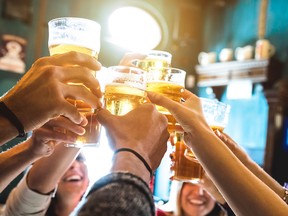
[
  {"xmin": 2, "ymin": 0, "xmax": 32, "ymax": 24},
  {"xmin": 0, "ymin": 34, "xmax": 27, "ymax": 74}
]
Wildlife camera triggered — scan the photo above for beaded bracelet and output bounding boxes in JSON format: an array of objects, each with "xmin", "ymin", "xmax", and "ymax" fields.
[
  {"xmin": 0, "ymin": 101, "xmax": 26, "ymax": 137},
  {"xmin": 113, "ymin": 148, "xmax": 153, "ymax": 179},
  {"xmin": 283, "ymin": 183, "xmax": 288, "ymax": 204}
]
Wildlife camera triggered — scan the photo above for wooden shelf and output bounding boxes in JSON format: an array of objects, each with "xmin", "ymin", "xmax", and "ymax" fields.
[{"xmin": 195, "ymin": 59, "xmax": 269, "ymax": 87}]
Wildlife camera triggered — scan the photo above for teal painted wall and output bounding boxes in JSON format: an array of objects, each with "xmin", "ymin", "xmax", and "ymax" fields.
[
  {"xmin": 200, "ymin": 0, "xmax": 288, "ymax": 171},
  {"xmin": 203, "ymin": 0, "xmax": 288, "ymax": 76},
  {"xmin": 198, "ymin": 85, "xmax": 268, "ymax": 166}
]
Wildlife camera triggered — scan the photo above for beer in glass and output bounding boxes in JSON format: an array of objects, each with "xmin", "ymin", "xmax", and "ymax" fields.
[
  {"xmin": 48, "ymin": 17, "xmax": 101, "ymax": 147},
  {"xmin": 170, "ymin": 132, "xmax": 204, "ymax": 183},
  {"xmin": 104, "ymin": 66, "xmax": 147, "ymax": 116},
  {"xmin": 184, "ymin": 98, "xmax": 231, "ymax": 162},
  {"xmin": 135, "ymin": 50, "xmax": 172, "ymax": 71},
  {"xmin": 147, "ymin": 67, "xmax": 186, "ymax": 132}
]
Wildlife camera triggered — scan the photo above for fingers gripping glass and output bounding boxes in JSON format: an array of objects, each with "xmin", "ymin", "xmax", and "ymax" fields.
[{"xmin": 48, "ymin": 17, "xmax": 102, "ymax": 148}]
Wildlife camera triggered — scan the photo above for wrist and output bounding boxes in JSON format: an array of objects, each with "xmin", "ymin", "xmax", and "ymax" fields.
[
  {"xmin": 23, "ymin": 138, "xmax": 45, "ymax": 160},
  {"xmin": 185, "ymin": 126, "xmax": 214, "ymax": 148},
  {"xmin": 112, "ymin": 150, "xmax": 151, "ymax": 184},
  {"xmin": 0, "ymin": 100, "xmax": 26, "ymax": 137},
  {"xmin": 7, "ymin": 140, "xmax": 42, "ymax": 167}
]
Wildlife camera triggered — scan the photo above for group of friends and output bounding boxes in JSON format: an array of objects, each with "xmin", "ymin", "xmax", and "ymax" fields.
[{"xmin": 0, "ymin": 51, "xmax": 287, "ymax": 215}]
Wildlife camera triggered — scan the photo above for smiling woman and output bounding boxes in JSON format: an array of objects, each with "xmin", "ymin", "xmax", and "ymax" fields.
[
  {"xmin": 3, "ymin": 143, "xmax": 91, "ymax": 216},
  {"xmin": 158, "ymin": 181, "xmax": 230, "ymax": 216}
]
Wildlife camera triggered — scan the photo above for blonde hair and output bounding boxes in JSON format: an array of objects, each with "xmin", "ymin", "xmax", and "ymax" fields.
[{"xmin": 158, "ymin": 181, "xmax": 185, "ymax": 216}]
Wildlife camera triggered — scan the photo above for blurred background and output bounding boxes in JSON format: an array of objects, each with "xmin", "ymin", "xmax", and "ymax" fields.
[{"xmin": 0, "ymin": 0, "xmax": 288, "ymax": 205}]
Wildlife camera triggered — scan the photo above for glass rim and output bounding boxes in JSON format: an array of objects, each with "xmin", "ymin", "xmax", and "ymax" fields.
[
  {"xmin": 148, "ymin": 66, "xmax": 186, "ymax": 74},
  {"xmin": 48, "ymin": 16, "xmax": 101, "ymax": 29},
  {"xmin": 145, "ymin": 49, "xmax": 172, "ymax": 57},
  {"xmin": 108, "ymin": 65, "xmax": 147, "ymax": 74},
  {"xmin": 200, "ymin": 97, "xmax": 231, "ymax": 108},
  {"xmin": 217, "ymin": 100, "xmax": 231, "ymax": 112},
  {"xmin": 199, "ymin": 97, "xmax": 217, "ymax": 103}
]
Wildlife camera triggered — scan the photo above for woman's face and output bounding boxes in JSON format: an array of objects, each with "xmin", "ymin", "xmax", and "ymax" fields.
[
  {"xmin": 57, "ymin": 159, "xmax": 89, "ymax": 200},
  {"xmin": 180, "ymin": 183, "xmax": 215, "ymax": 216}
]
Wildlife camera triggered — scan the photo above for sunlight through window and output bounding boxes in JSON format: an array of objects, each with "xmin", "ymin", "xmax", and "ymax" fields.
[
  {"xmin": 81, "ymin": 128, "xmax": 113, "ymax": 189},
  {"xmin": 108, "ymin": 6, "xmax": 162, "ymax": 51}
]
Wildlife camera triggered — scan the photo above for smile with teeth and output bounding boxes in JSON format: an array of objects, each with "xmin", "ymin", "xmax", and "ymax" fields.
[
  {"xmin": 64, "ymin": 175, "xmax": 83, "ymax": 182},
  {"xmin": 187, "ymin": 198, "xmax": 205, "ymax": 205}
]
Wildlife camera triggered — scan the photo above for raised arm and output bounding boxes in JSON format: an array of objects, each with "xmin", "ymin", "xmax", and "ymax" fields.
[
  {"xmin": 148, "ymin": 90, "xmax": 288, "ymax": 216},
  {"xmin": 0, "ymin": 139, "xmax": 42, "ymax": 191},
  {"xmin": 26, "ymin": 117, "xmax": 87, "ymax": 194},
  {"xmin": 78, "ymin": 103, "xmax": 170, "ymax": 216},
  {"xmin": 0, "ymin": 116, "xmax": 85, "ymax": 192},
  {"xmin": 3, "ymin": 116, "xmax": 86, "ymax": 216},
  {"xmin": 215, "ymin": 131, "xmax": 284, "ymax": 201}
]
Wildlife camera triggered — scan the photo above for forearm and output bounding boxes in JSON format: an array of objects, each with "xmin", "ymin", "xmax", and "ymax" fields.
[
  {"xmin": 218, "ymin": 132, "xmax": 284, "ymax": 198},
  {"xmin": 0, "ymin": 140, "xmax": 40, "ymax": 192},
  {"xmin": 241, "ymin": 154, "xmax": 284, "ymax": 197},
  {"xmin": 190, "ymin": 128, "xmax": 288, "ymax": 216},
  {"xmin": 27, "ymin": 143, "xmax": 81, "ymax": 194},
  {"xmin": 111, "ymin": 151, "xmax": 151, "ymax": 184}
]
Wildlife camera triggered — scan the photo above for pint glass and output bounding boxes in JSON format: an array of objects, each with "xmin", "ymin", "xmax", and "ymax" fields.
[
  {"xmin": 48, "ymin": 17, "xmax": 101, "ymax": 148},
  {"xmin": 103, "ymin": 66, "xmax": 147, "ymax": 116}
]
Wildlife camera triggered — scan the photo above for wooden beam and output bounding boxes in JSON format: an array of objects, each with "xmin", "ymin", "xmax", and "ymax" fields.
[
  {"xmin": 258, "ymin": 0, "xmax": 268, "ymax": 39},
  {"xmin": 34, "ymin": 0, "xmax": 47, "ymax": 60}
]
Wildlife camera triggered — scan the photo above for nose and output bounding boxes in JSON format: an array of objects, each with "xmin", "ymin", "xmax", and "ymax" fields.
[{"xmin": 196, "ymin": 186, "xmax": 204, "ymax": 195}]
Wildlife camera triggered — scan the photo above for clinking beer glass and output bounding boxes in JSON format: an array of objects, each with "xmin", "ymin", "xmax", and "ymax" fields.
[
  {"xmin": 146, "ymin": 67, "xmax": 186, "ymax": 132},
  {"xmin": 170, "ymin": 98, "xmax": 230, "ymax": 183},
  {"xmin": 103, "ymin": 66, "xmax": 147, "ymax": 116},
  {"xmin": 184, "ymin": 99, "xmax": 231, "ymax": 161},
  {"xmin": 146, "ymin": 66, "xmax": 205, "ymax": 183},
  {"xmin": 135, "ymin": 50, "xmax": 172, "ymax": 71},
  {"xmin": 48, "ymin": 17, "xmax": 101, "ymax": 148},
  {"xmin": 170, "ymin": 131, "xmax": 205, "ymax": 183}
]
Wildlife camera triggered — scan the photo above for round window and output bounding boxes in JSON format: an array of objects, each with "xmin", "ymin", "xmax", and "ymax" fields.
[{"xmin": 108, "ymin": 6, "xmax": 163, "ymax": 51}]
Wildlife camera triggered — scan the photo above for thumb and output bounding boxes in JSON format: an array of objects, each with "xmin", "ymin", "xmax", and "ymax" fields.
[
  {"xmin": 147, "ymin": 91, "xmax": 180, "ymax": 114},
  {"xmin": 96, "ymin": 108, "xmax": 115, "ymax": 126}
]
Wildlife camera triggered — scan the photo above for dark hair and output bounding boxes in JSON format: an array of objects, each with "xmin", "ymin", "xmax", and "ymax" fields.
[
  {"xmin": 45, "ymin": 197, "xmax": 57, "ymax": 216},
  {"xmin": 45, "ymin": 152, "xmax": 87, "ymax": 215},
  {"xmin": 206, "ymin": 203, "xmax": 223, "ymax": 216}
]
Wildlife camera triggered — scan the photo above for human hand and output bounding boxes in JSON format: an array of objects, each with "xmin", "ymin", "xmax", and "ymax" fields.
[
  {"xmin": 147, "ymin": 90, "xmax": 212, "ymax": 147},
  {"xmin": 28, "ymin": 116, "xmax": 87, "ymax": 157},
  {"xmin": 1, "ymin": 51, "xmax": 102, "ymax": 133},
  {"xmin": 118, "ymin": 52, "xmax": 147, "ymax": 66},
  {"xmin": 97, "ymin": 103, "xmax": 169, "ymax": 172}
]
